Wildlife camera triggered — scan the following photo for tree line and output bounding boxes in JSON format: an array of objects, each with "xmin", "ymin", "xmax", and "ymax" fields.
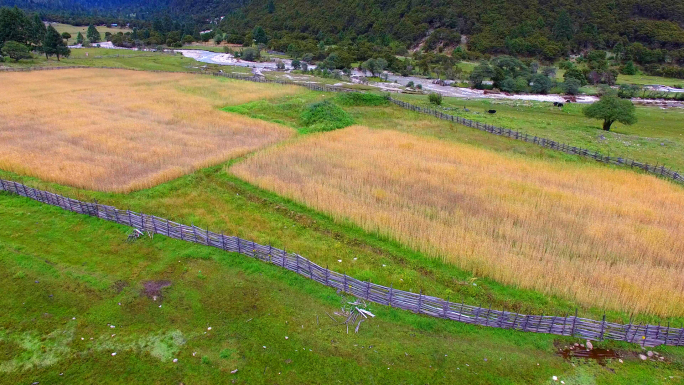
[{"xmin": 0, "ymin": 7, "xmax": 70, "ymax": 62}]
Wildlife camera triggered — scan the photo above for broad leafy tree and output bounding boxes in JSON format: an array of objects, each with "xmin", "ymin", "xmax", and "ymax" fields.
[
  {"xmin": 61, "ymin": 32, "xmax": 71, "ymax": 44},
  {"xmin": 583, "ymin": 94, "xmax": 637, "ymax": 131},
  {"xmin": 76, "ymin": 32, "xmax": 84, "ymax": 44}
]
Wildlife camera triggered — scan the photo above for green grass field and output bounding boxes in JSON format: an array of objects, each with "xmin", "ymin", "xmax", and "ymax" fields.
[
  {"xmin": 49, "ymin": 22, "xmax": 132, "ymax": 39},
  {"xmin": 2, "ymin": 179, "xmax": 683, "ymax": 384},
  {"xmin": 392, "ymin": 94, "xmax": 684, "ymax": 172},
  {"xmin": 0, "ymin": 47, "xmax": 254, "ymax": 74}
]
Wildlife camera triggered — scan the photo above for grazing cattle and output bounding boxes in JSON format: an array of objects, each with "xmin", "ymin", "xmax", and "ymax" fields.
[
  {"xmin": 553, "ymin": 102, "xmax": 559, "ymax": 107},
  {"xmin": 557, "ymin": 103, "xmax": 564, "ymax": 108},
  {"xmin": 487, "ymin": 110, "xmax": 496, "ymax": 114}
]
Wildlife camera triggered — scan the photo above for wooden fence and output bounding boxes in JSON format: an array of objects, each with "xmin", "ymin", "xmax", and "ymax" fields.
[
  {"xmin": 388, "ymin": 98, "xmax": 684, "ymax": 184},
  {"xmin": 1, "ymin": 178, "xmax": 682, "ymax": 347},
  {"xmin": 2, "ymin": 65, "xmax": 681, "ymax": 184}
]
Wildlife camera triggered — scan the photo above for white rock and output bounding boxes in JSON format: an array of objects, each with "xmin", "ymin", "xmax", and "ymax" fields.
[
  {"xmin": 647, "ymin": 351, "xmax": 653, "ymax": 357},
  {"xmin": 207, "ymin": 327, "xmax": 212, "ymax": 331},
  {"xmin": 552, "ymin": 376, "xmax": 558, "ymax": 381},
  {"xmin": 231, "ymin": 369, "xmax": 238, "ymax": 374},
  {"xmin": 338, "ymin": 260, "xmax": 342, "ymax": 262},
  {"xmin": 263, "ymin": 346, "xmax": 267, "ymax": 349},
  {"xmin": 586, "ymin": 340, "xmax": 593, "ymax": 350},
  {"xmin": 173, "ymin": 358, "xmax": 178, "ymax": 363},
  {"xmin": 619, "ymin": 359, "xmax": 623, "ymax": 363},
  {"xmin": 639, "ymin": 354, "xmax": 647, "ymax": 360},
  {"xmin": 285, "ymin": 336, "xmax": 289, "ymax": 339},
  {"xmin": 111, "ymin": 352, "xmax": 117, "ymax": 356},
  {"xmin": 110, "ymin": 325, "xmax": 115, "ymax": 329}
]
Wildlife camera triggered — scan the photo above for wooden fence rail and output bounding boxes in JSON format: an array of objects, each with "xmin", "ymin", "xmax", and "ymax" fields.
[
  {"xmin": 1, "ymin": 178, "xmax": 682, "ymax": 347},
  {"xmin": 386, "ymin": 98, "xmax": 684, "ymax": 184},
  {"xmin": 2, "ymin": 65, "xmax": 679, "ymax": 184}
]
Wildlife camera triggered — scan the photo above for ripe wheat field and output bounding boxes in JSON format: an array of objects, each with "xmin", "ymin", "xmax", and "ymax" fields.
[
  {"xmin": 0, "ymin": 68, "xmax": 298, "ymax": 192},
  {"xmin": 232, "ymin": 126, "xmax": 684, "ymax": 316}
]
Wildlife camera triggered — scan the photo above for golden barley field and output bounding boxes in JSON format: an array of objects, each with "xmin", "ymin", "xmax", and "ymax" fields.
[
  {"xmin": 0, "ymin": 68, "xmax": 299, "ymax": 192},
  {"xmin": 233, "ymin": 126, "xmax": 684, "ymax": 316}
]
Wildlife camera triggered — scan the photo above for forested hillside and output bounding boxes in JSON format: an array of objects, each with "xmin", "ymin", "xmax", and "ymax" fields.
[
  {"xmin": 221, "ymin": 0, "xmax": 684, "ymax": 58},
  {"xmin": 3, "ymin": 0, "xmax": 684, "ymax": 69}
]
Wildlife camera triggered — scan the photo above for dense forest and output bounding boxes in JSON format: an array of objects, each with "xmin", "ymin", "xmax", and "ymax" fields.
[{"xmin": 2, "ymin": 0, "xmax": 684, "ymax": 78}]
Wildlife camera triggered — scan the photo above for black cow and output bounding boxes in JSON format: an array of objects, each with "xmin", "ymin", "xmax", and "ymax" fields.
[{"xmin": 487, "ymin": 110, "xmax": 496, "ymax": 114}]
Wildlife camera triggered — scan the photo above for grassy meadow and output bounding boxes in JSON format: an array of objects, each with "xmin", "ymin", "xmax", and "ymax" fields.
[
  {"xmin": 3, "ymin": 192, "xmax": 682, "ymax": 384},
  {"xmin": 48, "ymin": 22, "xmax": 133, "ymax": 39},
  {"xmin": 0, "ymin": 68, "xmax": 298, "ymax": 192},
  {"xmin": 1, "ymin": 62, "xmax": 684, "ymax": 382},
  {"xmin": 232, "ymin": 126, "xmax": 684, "ymax": 316},
  {"xmin": 393, "ymin": 94, "xmax": 684, "ymax": 172}
]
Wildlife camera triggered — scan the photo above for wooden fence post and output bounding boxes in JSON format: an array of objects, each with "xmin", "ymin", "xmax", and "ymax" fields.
[
  {"xmin": 571, "ymin": 308, "xmax": 578, "ymax": 337},
  {"xmin": 599, "ymin": 313, "xmax": 606, "ymax": 341},
  {"xmin": 418, "ymin": 290, "xmax": 423, "ymax": 314}
]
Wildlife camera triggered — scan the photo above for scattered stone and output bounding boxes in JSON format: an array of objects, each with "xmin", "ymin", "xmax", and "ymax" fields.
[
  {"xmin": 207, "ymin": 327, "xmax": 212, "ymax": 331},
  {"xmin": 173, "ymin": 359, "xmax": 178, "ymax": 363},
  {"xmin": 647, "ymin": 351, "xmax": 654, "ymax": 357},
  {"xmin": 112, "ymin": 352, "xmax": 117, "ymax": 356},
  {"xmin": 110, "ymin": 325, "xmax": 115, "ymax": 329},
  {"xmin": 619, "ymin": 359, "xmax": 623, "ymax": 363},
  {"xmin": 639, "ymin": 354, "xmax": 647, "ymax": 361},
  {"xmin": 552, "ymin": 376, "xmax": 558, "ymax": 381},
  {"xmin": 586, "ymin": 341, "xmax": 593, "ymax": 350},
  {"xmin": 574, "ymin": 343, "xmax": 579, "ymax": 347},
  {"xmin": 231, "ymin": 369, "xmax": 238, "ymax": 374},
  {"xmin": 338, "ymin": 260, "xmax": 342, "ymax": 262},
  {"xmin": 285, "ymin": 336, "xmax": 289, "ymax": 340},
  {"xmin": 263, "ymin": 346, "xmax": 267, "ymax": 349}
]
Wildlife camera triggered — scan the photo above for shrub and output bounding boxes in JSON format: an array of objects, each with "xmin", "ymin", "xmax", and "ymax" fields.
[
  {"xmin": 1, "ymin": 41, "xmax": 31, "ymax": 62},
  {"xmin": 300, "ymin": 100, "xmax": 354, "ymax": 133},
  {"xmin": 406, "ymin": 81, "xmax": 415, "ymax": 88},
  {"xmin": 530, "ymin": 74, "xmax": 553, "ymax": 94},
  {"xmin": 242, "ymin": 47, "xmax": 259, "ymax": 62},
  {"xmin": 416, "ymin": 84, "xmax": 423, "ymax": 90},
  {"xmin": 428, "ymin": 92, "xmax": 443, "ymax": 105},
  {"xmin": 563, "ymin": 78, "xmax": 581, "ymax": 95},
  {"xmin": 335, "ymin": 92, "xmax": 389, "ymax": 106},
  {"xmin": 617, "ymin": 84, "xmax": 642, "ymax": 99}
]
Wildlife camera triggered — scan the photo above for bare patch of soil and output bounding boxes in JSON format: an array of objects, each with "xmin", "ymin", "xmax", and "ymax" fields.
[{"xmin": 142, "ymin": 280, "xmax": 172, "ymax": 301}]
